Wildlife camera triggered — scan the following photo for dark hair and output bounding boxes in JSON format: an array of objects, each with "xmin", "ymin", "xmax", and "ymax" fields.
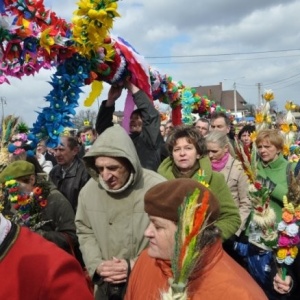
[
  {"xmin": 61, "ymin": 136, "xmax": 79, "ymax": 150},
  {"xmin": 131, "ymin": 109, "xmax": 142, "ymax": 119},
  {"xmin": 210, "ymin": 112, "xmax": 231, "ymax": 127},
  {"xmin": 81, "ymin": 126, "xmax": 96, "ymax": 136},
  {"xmin": 238, "ymin": 125, "xmax": 256, "ymax": 140},
  {"xmin": 166, "ymin": 125, "xmax": 207, "ymax": 157}
]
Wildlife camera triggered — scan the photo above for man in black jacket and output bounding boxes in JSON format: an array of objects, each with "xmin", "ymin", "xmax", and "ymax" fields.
[
  {"xmin": 49, "ymin": 136, "xmax": 90, "ymax": 212},
  {"xmin": 96, "ymin": 81, "xmax": 163, "ymax": 171}
]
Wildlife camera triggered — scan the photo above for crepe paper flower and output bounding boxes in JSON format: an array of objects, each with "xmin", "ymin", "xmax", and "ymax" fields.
[
  {"xmin": 277, "ymin": 248, "xmax": 288, "ymax": 260},
  {"xmin": 277, "ymin": 221, "xmax": 287, "ymax": 232},
  {"xmin": 285, "ymin": 101, "xmax": 296, "ymax": 111},
  {"xmin": 23, "ymin": 36, "xmax": 39, "ymax": 54},
  {"xmin": 255, "ymin": 112, "xmax": 264, "ymax": 124},
  {"xmin": 276, "ymin": 178, "xmax": 300, "ymax": 278},
  {"xmin": 39, "ymin": 27, "xmax": 56, "ymax": 53},
  {"xmin": 286, "ymin": 223, "xmax": 299, "ymax": 237},
  {"xmin": 181, "ymin": 89, "xmax": 196, "ymax": 125},
  {"xmin": 263, "ymin": 89, "xmax": 274, "ymax": 102},
  {"xmin": 2, "ymin": 177, "xmax": 51, "ymax": 230},
  {"xmin": 282, "ymin": 144, "xmax": 290, "ymax": 157},
  {"xmin": 15, "ymin": 16, "xmax": 35, "ymax": 38},
  {"xmin": 39, "ymin": 199, "xmax": 47, "ymax": 207},
  {"xmin": 0, "ymin": 73, "xmax": 10, "ymax": 84},
  {"xmin": 289, "ymin": 245, "xmax": 299, "ymax": 258},
  {"xmin": 282, "ymin": 211, "xmax": 294, "ymax": 223},
  {"xmin": 3, "ymin": 40, "xmax": 23, "ymax": 61},
  {"xmin": 72, "ymin": 0, "xmax": 120, "ymax": 57},
  {"xmin": 23, "ymin": 61, "xmax": 38, "ymax": 76},
  {"xmin": 283, "ymin": 195, "xmax": 296, "ymax": 214},
  {"xmin": 33, "ymin": 187, "xmax": 42, "ymax": 196}
]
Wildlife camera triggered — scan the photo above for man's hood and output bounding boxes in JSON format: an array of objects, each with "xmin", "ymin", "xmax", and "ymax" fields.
[{"xmin": 83, "ymin": 125, "xmax": 142, "ymax": 182}]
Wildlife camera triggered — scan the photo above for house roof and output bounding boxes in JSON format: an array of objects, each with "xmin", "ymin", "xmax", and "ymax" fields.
[{"xmin": 194, "ymin": 82, "xmax": 247, "ymax": 111}]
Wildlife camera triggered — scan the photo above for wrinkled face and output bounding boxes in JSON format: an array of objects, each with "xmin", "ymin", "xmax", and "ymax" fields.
[
  {"xmin": 144, "ymin": 216, "xmax": 177, "ymax": 260},
  {"xmin": 207, "ymin": 142, "xmax": 228, "ymax": 162},
  {"xmin": 172, "ymin": 137, "xmax": 199, "ymax": 173},
  {"xmin": 95, "ymin": 156, "xmax": 130, "ymax": 190},
  {"xmin": 53, "ymin": 137, "xmax": 77, "ymax": 168},
  {"xmin": 210, "ymin": 117, "xmax": 230, "ymax": 134},
  {"xmin": 129, "ymin": 113, "xmax": 143, "ymax": 133},
  {"xmin": 240, "ymin": 132, "xmax": 252, "ymax": 146},
  {"xmin": 257, "ymin": 140, "xmax": 279, "ymax": 163},
  {"xmin": 195, "ymin": 121, "xmax": 209, "ymax": 136}
]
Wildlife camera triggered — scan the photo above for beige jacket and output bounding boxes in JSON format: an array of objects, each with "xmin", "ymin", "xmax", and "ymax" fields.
[{"xmin": 220, "ymin": 155, "xmax": 252, "ymax": 236}]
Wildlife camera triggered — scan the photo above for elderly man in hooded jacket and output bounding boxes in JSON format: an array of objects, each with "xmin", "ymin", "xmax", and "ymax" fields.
[{"xmin": 75, "ymin": 125, "xmax": 166, "ymax": 299}]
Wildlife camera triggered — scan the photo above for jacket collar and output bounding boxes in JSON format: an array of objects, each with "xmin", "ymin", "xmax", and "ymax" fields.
[{"xmin": 259, "ymin": 153, "xmax": 286, "ymax": 169}]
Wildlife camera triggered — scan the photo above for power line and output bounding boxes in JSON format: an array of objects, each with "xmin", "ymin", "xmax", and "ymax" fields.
[
  {"xmin": 146, "ymin": 49, "xmax": 300, "ymax": 59},
  {"xmin": 263, "ymin": 72, "xmax": 300, "ymax": 85},
  {"xmin": 148, "ymin": 54, "xmax": 300, "ymax": 65}
]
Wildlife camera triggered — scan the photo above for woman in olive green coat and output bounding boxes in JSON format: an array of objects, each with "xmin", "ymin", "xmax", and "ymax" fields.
[{"xmin": 158, "ymin": 125, "xmax": 240, "ymax": 240}]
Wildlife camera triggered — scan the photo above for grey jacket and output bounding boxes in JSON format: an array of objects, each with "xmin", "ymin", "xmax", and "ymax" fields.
[
  {"xmin": 49, "ymin": 156, "xmax": 90, "ymax": 212},
  {"xmin": 75, "ymin": 125, "xmax": 166, "ymax": 299}
]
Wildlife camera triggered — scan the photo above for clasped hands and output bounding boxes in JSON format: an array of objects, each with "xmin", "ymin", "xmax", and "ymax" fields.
[{"xmin": 96, "ymin": 257, "xmax": 130, "ymax": 284}]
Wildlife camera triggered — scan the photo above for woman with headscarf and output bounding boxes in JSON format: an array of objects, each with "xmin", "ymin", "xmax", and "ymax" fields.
[{"xmin": 124, "ymin": 179, "xmax": 267, "ymax": 300}]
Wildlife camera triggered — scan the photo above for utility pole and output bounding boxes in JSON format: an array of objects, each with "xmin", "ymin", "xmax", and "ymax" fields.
[
  {"xmin": 224, "ymin": 77, "xmax": 245, "ymax": 118},
  {"xmin": 0, "ymin": 97, "xmax": 6, "ymax": 124},
  {"xmin": 256, "ymin": 83, "xmax": 262, "ymax": 107},
  {"xmin": 233, "ymin": 82, "xmax": 237, "ymax": 116}
]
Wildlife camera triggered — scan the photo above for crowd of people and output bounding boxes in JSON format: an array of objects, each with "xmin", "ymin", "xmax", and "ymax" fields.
[{"xmin": 0, "ymin": 81, "xmax": 299, "ymax": 300}]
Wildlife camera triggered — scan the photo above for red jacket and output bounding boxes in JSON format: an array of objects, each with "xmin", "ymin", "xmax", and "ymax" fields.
[
  {"xmin": 0, "ymin": 225, "xmax": 93, "ymax": 300},
  {"xmin": 125, "ymin": 239, "xmax": 267, "ymax": 300}
]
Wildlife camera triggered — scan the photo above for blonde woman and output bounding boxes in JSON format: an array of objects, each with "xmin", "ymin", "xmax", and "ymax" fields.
[{"xmin": 206, "ymin": 130, "xmax": 252, "ymax": 238}]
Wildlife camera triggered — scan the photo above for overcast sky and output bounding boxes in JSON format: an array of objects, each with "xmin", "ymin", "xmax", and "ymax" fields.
[{"xmin": 2, "ymin": 0, "xmax": 300, "ymax": 126}]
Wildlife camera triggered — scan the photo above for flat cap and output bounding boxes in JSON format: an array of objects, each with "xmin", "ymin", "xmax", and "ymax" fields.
[{"xmin": 0, "ymin": 161, "xmax": 35, "ymax": 183}]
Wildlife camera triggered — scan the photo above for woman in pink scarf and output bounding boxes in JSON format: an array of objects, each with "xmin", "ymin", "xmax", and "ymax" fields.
[{"xmin": 206, "ymin": 130, "xmax": 252, "ymax": 264}]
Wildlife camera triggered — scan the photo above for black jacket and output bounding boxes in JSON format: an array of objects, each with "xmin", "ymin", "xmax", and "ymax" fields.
[
  {"xmin": 96, "ymin": 90, "xmax": 164, "ymax": 171},
  {"xmin": 49, "ymin": 157, "xmax": 90, "ymax": 212}
]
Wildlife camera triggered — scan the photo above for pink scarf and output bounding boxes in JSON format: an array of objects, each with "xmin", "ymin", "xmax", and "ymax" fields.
[{"xmin": 211, "ymin": 152, "xmax": 230, "ymax": 172}]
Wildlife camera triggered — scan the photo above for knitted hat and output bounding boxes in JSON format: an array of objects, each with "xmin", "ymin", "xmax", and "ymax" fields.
[
  {"xmin": 0, "ymin": 161, "xmax": 35, "ymax": 183},
  {"xmin": 144, "ymin": 178, "xmax": 220, "ymax": 222}
]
